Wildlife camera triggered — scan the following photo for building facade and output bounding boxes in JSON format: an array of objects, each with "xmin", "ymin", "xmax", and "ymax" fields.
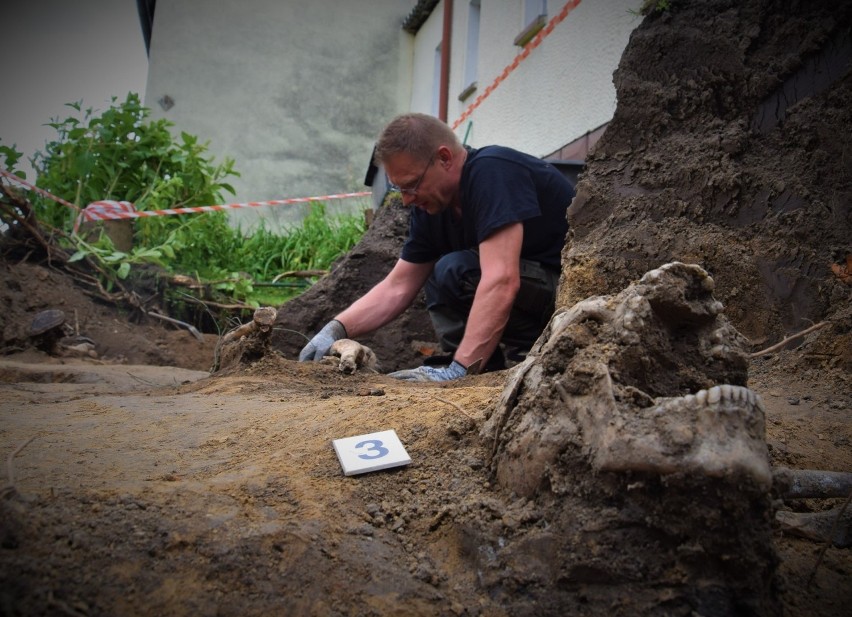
[
  {"xmin": 403, "ymin": 0, "xmax": 639, "ymax": 159},
  {"xmin": 142, "ymin": 0, "xmax": 639, "ymax": 227}
]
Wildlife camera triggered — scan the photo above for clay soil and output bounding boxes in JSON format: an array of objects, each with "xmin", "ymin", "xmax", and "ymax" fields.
[
  {"xmin": 0, "ymin": 263, "xmax": 849, "ymax": 617},
  {"xmin": 1, "ymin": 0, "xmax": 851, "ymax": 615}
]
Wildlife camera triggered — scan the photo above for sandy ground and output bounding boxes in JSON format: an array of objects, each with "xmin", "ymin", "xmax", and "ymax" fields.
[{"xmin": 0, "ymin": 347, "xmax": 849, "ymax": 616}]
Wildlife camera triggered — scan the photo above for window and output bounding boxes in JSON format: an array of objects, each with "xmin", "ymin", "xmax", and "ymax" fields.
[
  {"xmin": 459, "ymin": 0, "xmax": 480, "ymax": 102},
  {"xmin": 514, "ymin": 0, "xmax": 547, "ymax": 47}
]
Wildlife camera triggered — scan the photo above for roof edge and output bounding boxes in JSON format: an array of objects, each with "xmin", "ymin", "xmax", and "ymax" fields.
[{"xmin": 402, "ymin": 0, "xmax": 440, "ymax": 34}]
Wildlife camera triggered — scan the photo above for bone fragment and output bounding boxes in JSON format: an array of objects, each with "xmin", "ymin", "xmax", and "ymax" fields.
[
  {"xmin": 62, "ymin": 342, "xmax": 98, "ymax": 358},
  {"xmin": 773, "ymin": 468, "xmax": 852, "ymax": 499},
  {"xmin": 251, "ymin": 306, "xmax": 278, "ymax": 329},
  {"xmin": 213, "ymin": 306, "xmax": 279, "ymax": 371},
  {"xmin": 485, "ymin": 262, "xmax": 765, "ymax": 497},
  {"xmin": 329, "ymin": 339, "xmax": 378, "ymax": 374},
  {"xmin": 776, "ymin": 506, "xmax": 852, "ymax": 547},
  {"xmin": 220, "ymin": 306, "xmax": 278, "ymax": 345}
]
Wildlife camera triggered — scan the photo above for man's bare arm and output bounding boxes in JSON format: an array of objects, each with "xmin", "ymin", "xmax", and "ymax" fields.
[
  {"xmin": 453, "ymin": 222, "xmax": 523, "ymax": 369},
  {"xmin": 336, "ymin": 258, "xmax": 434, "ymax": 338}
]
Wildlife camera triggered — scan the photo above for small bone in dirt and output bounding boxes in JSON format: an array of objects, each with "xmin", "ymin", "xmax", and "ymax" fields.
[
  {"xmin": 328, "ymin": 339, "xmax": 378, "ymax": 374},
  {"xmin": 213, "ymin": 307, "xmax": 279, "ymax": 372},
  {"xmin": 776, "ymin": 504, "xmax": 851, "ymax": 548},
  {"xmin": 773, "ymin": 467, "xmax": 852, "ymax": 499},
  {"xmin": 749, "ymin": 320, "xmax": 828, "ymax": 357},
  {"xmin": 220, "ymin": 306, "xmax": 278, "ymax": 345}
]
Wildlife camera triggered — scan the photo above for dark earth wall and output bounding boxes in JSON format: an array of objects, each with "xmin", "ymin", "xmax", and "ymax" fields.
[{"xmin": 562, "ymin": 0, "xmax": 851, "ymax": 369}]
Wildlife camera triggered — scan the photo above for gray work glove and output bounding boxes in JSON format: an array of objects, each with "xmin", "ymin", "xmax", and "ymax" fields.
[
  {"xmin": 387, "ymin": 360, "xmax": 467, "ymax": 382},
  {"xmin": 299, "ymin": 319, "xmax": 347, "ymax": 361}
]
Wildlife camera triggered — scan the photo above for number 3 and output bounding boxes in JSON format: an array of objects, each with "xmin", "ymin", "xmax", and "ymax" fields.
[{"xmin": 355, "ymin": 439, "xmax": 389, "ymax": 460}]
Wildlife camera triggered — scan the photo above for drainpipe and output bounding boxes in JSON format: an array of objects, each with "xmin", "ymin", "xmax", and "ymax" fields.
[{"xmin": 439, "ymin": 0, "xmax": 453, "ymax": 122}]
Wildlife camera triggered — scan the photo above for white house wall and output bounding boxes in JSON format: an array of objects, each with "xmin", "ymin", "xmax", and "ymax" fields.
[
  {"xmin": 145, "ymin": 0, "xmax": 413, "ymax": 229},
  {"xmin": 410, "ymin": 8, "xmax": 447, "ymax": 116},
  {"xmin": 409, "ymin": 0, "xmax": 640, "ymax": 157}
]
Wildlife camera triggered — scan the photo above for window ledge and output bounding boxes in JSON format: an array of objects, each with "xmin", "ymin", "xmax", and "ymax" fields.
[
  {"xmin": 458, "ymin": 81, "xmax": 478, "ymax": 102},
  {"xmin": 514, "ymin": 14, "xmax": 546, "ymax": 47}
]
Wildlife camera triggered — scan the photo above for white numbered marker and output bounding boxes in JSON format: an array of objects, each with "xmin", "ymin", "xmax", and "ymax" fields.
[{"xmin": 332, "ymin": 429, "xmax": 411, "ymax": 476}]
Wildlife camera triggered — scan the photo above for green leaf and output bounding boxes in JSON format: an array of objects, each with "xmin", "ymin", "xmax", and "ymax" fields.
[
  {"xmin": 104, "ymin": 251, "xmax": 129, "ymax": 263},
  {"xmin": 135, "ymin": 247, "xmax": 162, "ymax": 260}
]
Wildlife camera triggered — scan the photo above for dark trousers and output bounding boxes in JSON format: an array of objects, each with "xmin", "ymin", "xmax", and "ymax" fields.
[{"xmin": 424, "ymin": 249, "xmax": 559, "ymax": 364}]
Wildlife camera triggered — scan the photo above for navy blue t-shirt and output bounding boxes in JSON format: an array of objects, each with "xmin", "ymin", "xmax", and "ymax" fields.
[{"xmin": 400, "ymin": 146, "xmax": 574, "ymax": 269}]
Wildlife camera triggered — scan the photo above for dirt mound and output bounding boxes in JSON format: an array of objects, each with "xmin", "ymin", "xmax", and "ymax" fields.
[
  {"xmin": 0, "ymin": 261, "xmax": 218, "ymax": 371},
  {"xmin": 562, "ymin": 0, "xmax": 851, "ymax": 373}
]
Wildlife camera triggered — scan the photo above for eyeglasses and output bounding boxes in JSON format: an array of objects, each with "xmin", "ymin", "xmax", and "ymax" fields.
[{"xmin": 389, "ymin": 154, "xmax": 434, "ymax": 196}]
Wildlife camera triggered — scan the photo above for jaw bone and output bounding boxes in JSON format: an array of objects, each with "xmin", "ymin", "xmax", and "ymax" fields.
[
  {"xmin": 483, "ymin": 262, "xmax": 769, "ymax": 498},
  {"xmin": 587, "ymin": 375, "xmax": 771, "ymax": 488}
]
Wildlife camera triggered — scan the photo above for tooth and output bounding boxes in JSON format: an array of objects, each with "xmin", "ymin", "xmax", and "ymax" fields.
[
  {"xmin": 728, "ymin": 386, "xmax": 741, "ymax": 402},
  {"xmin": 746, "ymin": 389, "xmax": 756, "ymax": 406},
  {"xmin": 695, "ymin": 389, "xmax": 709, "ymax": 406},
  {"xmin": 719, "ymin": 385, "xmax": 733, "ymax": 402},
  {"xmin": 708, "ymin": 386, "xmax": 722, "ymax": 405}
]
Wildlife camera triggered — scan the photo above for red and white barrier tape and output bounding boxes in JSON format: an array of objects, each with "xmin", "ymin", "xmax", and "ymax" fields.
[
  {"xmin": 0, "ymin": 169, "xmax": 80, "ymax": 212},
  {"xmin": 0, "ymin": 169, "xmax": 370, "ymax": 231},
  {"xmin": 78, "ymin": 192, "xmax": 371, "ymax": 224}
]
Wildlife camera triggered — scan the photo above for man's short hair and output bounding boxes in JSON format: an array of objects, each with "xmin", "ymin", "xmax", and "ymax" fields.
[{"xmin": 375, "ymin": 113, "xmax": 461, "ymax": 164}]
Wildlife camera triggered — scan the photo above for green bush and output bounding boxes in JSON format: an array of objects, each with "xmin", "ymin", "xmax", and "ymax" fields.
[
  {"xmin": 31, "ymin": 93, "xmax": 238, "ymax": 232},
  {"xmin": 0, "ymin": 94, "xmax": 368, "ymax": 306}
]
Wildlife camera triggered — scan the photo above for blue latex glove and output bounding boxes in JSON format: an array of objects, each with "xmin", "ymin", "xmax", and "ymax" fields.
[
  {"xmin": 299, "ymin": 319, "xmax": 347, "ymax": 361},
  {"xmin": 387, "ymin": 360, "xmax": 467, "ymax": 382}
]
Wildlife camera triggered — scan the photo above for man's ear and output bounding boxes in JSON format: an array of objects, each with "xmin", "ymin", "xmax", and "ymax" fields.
[{"xmin": 437, "ymin": 145, "xmax": 453, "ymax": 169}]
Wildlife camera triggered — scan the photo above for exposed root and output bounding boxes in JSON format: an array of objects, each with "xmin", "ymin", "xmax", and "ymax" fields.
[{"xmin": 750, "ymin": 321, "xmax": 828, "ymax": 358}]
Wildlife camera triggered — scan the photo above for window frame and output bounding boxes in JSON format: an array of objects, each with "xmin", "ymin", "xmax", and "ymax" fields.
[
  {"xmin": 459, "ymin": 0, "xmax": 481, "ymax": 102},
  {"xmin": 514, "ymin": 0, "xmax": 547, "ymax": 47}
]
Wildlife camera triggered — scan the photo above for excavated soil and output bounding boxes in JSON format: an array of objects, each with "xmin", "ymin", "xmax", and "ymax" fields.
[
  {"xmin": 0, "ymin": 315, "xmax": 849, "ymax": 616},
  {"xmin": 1, "ymin": 0, "xmax": 851, "ymax": 615}
]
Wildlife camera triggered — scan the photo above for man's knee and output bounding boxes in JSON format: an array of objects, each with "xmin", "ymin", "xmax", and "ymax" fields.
[{"xmin": 426, "ymin": 250, "xmax": 481, "ymax": 307}]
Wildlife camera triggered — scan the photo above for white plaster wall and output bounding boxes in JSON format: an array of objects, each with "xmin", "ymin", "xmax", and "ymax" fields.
[
  {"xmin": 409, "ymin": 4, "xmax": 447, "ymax": 114},
  {"xmin": 416, "ymin": 0, "xmax": 640, "ymax": 156},
  {"xmin": 145, "ymin": 0, "xmax": 412, "ymax": 229}
]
